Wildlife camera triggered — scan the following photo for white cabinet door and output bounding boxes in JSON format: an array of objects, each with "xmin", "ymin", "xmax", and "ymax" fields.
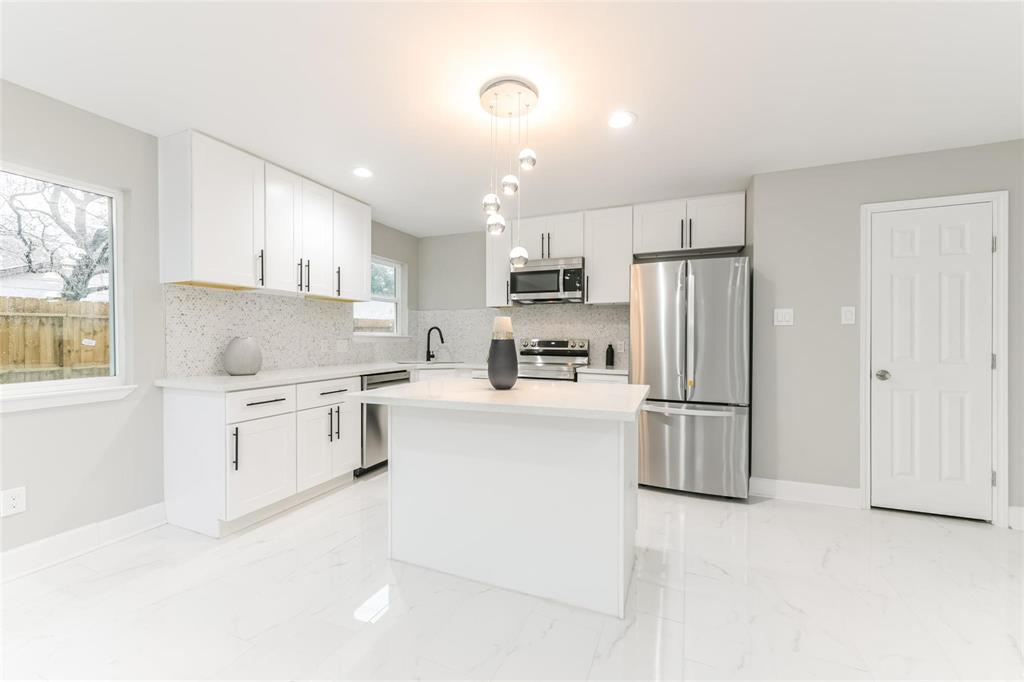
[
  {"xmin": 188, "ymin": 132, "xmax": 264, "ymax": 287},
  {"xmin": 485, "ymin": 225, "xmax": 512, "ymax": 307},
  {"xmin": 332, "ymin": 192, "xmax": 372, "ymax": 301},
  {"xmin": 632, "ymin": 199, "xmax": 687, "ymax": 255},
  {"xmin": 515, "ymin": 217, "xmax": 547, "ymax": 260},
  {"xmin": 544, "ymin": 212, "xmax": 585, "ymax": 259},
  {"xmin": 264, "ymin": 164, "xmax": 303, "ymax": 292},
  {"xmin": 296, "ymin": 406, "xmax": 335, "ymax": 492},
  {"xmin": 300, "ymin": 179, "xmax": 334, "ymax": 297},
  {"xmin": 686, "ymin": 192, "xmax": 745, "ymax": 251},
  {"xmin": 225, "ymin": 413, "xmax": 297, "ymax": 520},
  {"xmin": 332, "ymin": 399, "xmax": 362, "ymax": 475},
  {"xmin": 583, "ymin": 206, "xmax": 632, "ymax": 304}
]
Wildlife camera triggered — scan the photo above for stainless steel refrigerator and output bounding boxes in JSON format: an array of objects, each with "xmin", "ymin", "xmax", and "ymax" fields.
[{"xmin": 629, "ymin": 257, "xmax": 751, "ymax": 498}]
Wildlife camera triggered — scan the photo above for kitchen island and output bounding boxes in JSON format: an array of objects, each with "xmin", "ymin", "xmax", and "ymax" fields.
[{"xmin": 348, "ymin": 378, "xmax": 649, "ymax": 617}]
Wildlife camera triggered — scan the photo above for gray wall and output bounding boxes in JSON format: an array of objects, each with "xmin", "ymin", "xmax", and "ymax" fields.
[
  {"xmin": 418, "ymin": 232, "xmax": 484, "ymax": 310},
  {"xmin": 749, "ymin": 139, "xmax": 1023, "ymax": 505},
  {"xmin": 0, "ymin": 81, "xmax": 165, "ymax": 550},
  {"xmin": 371, "ymin": 220, "xmax": 420, "ymax": 311}
]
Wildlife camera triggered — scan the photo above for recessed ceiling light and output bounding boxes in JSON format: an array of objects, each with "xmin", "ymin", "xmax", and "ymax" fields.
[
  {"xmin": 353, "ymin": 167, "xmax": 373, "ymax": 178},
  {"xmin": 608, "ymin": 111, "xmax": 637, "ymax": 129}
]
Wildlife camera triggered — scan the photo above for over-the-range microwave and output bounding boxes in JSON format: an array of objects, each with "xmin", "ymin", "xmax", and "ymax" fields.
[{"xmin": 509, "ymin": 257, "xmax": 584, "ymax": 304}]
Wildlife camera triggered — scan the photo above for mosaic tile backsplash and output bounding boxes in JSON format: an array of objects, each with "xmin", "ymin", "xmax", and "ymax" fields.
[{"xmin": 164, "ymin": 284, "xmax": 630, "ymax": 376}]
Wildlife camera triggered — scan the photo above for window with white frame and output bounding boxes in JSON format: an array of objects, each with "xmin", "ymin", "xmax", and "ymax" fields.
[
  {"xmin": 0, "ymin": 165, "xmax": 129, "ymax": 408},
  {"xmin": 353, "ymin": 257, "xmax": 406, "ymax": 336}
]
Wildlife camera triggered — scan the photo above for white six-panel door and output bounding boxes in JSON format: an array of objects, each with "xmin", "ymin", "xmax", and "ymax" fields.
[{"xmin": 870, "ymin": 201, "xmax": 993, "ymax": 520}]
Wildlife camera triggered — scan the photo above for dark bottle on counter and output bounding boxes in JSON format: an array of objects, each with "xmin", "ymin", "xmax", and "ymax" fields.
[{"xmin": 605, "ymin": 343, "xmax": 615, "ymax": 369}]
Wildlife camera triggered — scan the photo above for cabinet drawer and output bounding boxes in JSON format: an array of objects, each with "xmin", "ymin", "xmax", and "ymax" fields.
[
  {"xmin": 296, "ymin": 376, "xmax": 361, "ymax": 410},
  {"xmin": 226, "ymin": 385, "xmax": 296, "ymax": 423}
]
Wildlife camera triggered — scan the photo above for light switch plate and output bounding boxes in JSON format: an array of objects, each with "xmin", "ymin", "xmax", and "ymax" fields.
[
  {"xmin": 1, "ymin": 487, "xmax": 26, "ymax": 517},
  {"xmin": 841, "ymin": 306, "xmax": 856, "ymax": 325},
  {"xmin": 773, "ymin": 308, "xmax": 794, "ymax": 326}
]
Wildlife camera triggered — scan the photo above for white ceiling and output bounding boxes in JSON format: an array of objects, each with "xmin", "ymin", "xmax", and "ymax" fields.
[{"xmin": 2, "ymin": 2, "xmax": 1021, "ymax": 237}]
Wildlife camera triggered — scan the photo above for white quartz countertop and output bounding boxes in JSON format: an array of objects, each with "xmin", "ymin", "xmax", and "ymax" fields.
[
  {"xmin": 576, "ymin": 367, "xmax": 629, "ymax": 376},
  {"xmin": 347, "ymin": 378, "xmax": 649, "ymax": 421},
  {"xmin": 155, "ymin": 362, "xmax": 485, "ymax": 392}
]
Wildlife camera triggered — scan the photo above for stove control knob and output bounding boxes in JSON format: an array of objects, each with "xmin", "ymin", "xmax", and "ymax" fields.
[
  {"xmin": 530, "ymin": 340, "xmax": 538, "ymax": 347},
  {"xmin": 522, "ymin": 339, "xmax": 528, "ymax": 347},
  {"xmin": 569, "ymin": 341, "xmax": 576, "ymax": 348}
]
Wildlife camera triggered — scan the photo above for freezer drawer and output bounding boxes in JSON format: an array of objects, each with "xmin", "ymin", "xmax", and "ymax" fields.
[{"xmin": 639, "ymin": 401, "xmax": 749, "ymax": 498}]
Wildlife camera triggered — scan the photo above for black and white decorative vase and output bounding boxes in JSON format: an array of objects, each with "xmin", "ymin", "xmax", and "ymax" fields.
[{"xmin": 487, "ymin": 316, "xmax": 518, "ymax": 390}]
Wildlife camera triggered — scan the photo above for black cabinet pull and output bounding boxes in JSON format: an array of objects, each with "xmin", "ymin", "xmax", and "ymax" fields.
[
  {"xmin": 328, "ymin": 407, "xmax": 333, "ymax": 442},
  {"xmin": 688, "ymin": 218, "xmax": 693, "ymax": 248},
  {"xmin": 319, "ymin": 388, "xmax": 348, "ymax": 396},
  {"xmin": 232, "ymin": 427, "xmax": 239, "ymax": 470},
  {"xmin": 335, "ymin": 405, "xmax": 340, "ymax": 439},
  {"xmin": 540, "ymin": 233, "xmax": 545, "ymax": 259},
  {"xmin": 258, "ymin": 249, "xmax": 265, "ymax": 286},
  {"xmin": 681, "ymin": 219, "xmax": 686, "ymax": 248},
  {"xmin": 506, "ymin": 280, "xmax": 509, "ymax": 305},
  {"xmin": 297, "ymin": 259, "xmax": 303, "ymax": 291},
  {"xmin": 336, "ymin": 267, "xmax": 341, "ymax": 296},
  {"xmin": 585, "ymin": 275, "xmax": 589, "ymax": 303},
  {"xmin": 305, "ymin": 260, "xmax": 311, "ymax": 292},
  {"xmin": 245, "ymin": 397, "xmax": 287, "ymax": 407},
  {"xmin": 547, "ymin": 232, "xmax": 551, "ymax": 258}
]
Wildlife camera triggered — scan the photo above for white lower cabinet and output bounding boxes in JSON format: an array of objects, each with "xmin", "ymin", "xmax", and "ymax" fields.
[
  {"xmin": 163, "ymin": 375, "xmax": 363, "ymax": 537},
  {"xmin": 226, "ymin": 413, "xmax": 297, "ymax": 520}
]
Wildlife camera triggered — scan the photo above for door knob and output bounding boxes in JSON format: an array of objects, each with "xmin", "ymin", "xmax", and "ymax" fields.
[{"xmin": 875, "ymin": 369, "xmax": 891, "ymax": 381}]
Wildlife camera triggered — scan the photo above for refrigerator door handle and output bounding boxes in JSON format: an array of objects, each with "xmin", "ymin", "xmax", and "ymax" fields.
[
  {"xmin": 642, "ymin": 404, "xmax": 735, "ymax": 418},
  {"xmin": 685, "ymin": 264, "xmax": 695, "ymax": 400}
]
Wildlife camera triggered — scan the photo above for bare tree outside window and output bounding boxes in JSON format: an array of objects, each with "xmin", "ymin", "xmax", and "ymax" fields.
[{"xmin": 0, "ymin": 169, "xmax": 115, "ymax": 384}]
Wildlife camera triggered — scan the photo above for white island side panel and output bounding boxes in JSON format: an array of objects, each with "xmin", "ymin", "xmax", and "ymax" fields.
[{"xmin": 388, "ymin": 406, "xmax": 635, "ymax": 617}]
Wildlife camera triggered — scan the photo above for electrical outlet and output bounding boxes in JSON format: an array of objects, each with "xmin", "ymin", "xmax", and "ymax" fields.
[
  {"xmin": 1, "ymin": 487, "xmax": 26, "ymax": 517},
  {"xmin": 841, "ymin": 306, "xmax": 856, "ymax": 325},
  {"xmin": 617, "ymin": 341, "xmax": 625, "ymax": 353},
  {"xmin": 773, "ymin": 308, "xmax": 794, "ymax": 326}
]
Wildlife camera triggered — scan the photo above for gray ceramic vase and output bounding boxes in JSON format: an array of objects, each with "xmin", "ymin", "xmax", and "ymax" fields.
[
  {"xmin": 223, "ymin": 336, "xmax": 263, "ymax": 376},
  {"xmin": 487, "ymin": 339, "xmax": 518, "ymax": 390}
]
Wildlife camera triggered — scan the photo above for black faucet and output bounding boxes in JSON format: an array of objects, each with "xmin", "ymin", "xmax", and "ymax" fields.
[{"xmin": 426, "ymin": 326, "xmax": 445, "ymax": 362}]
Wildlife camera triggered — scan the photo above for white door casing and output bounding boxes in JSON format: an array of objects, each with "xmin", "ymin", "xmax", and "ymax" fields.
[{"xmin": 862, "ymin": 192, "xmax": 1008, "ymax": 524}]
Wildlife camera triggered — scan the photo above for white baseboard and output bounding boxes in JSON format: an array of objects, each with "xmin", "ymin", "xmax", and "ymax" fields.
[
  {"xmin": 1, "ymin": 502, "xmax": 166, "ymax": 582},
  {"xmin": 1010, "ymin": 506, "xmax": 1024, "ymax": 532},
  {"xmin": 749, "ymin": 477, "xmax": 863, "ymax": 509}
]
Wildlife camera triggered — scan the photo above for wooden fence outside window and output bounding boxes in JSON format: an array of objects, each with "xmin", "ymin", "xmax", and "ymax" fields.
[{"xmin": 0, "ymin": 296, "xmax": 111, "ymax": 384}]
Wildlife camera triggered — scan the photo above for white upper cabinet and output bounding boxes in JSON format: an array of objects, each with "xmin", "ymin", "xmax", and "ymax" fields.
[
  {"xmin": 584, "ymin": 206, "xmax": 632, "ymax": 304},
  {"xmin": 485, "ymin": 224, "xmax": 512, "ymax": 307},
  {"xmin": 545, "ymin": 212, "xmax": 585, "ymax": 259},
  {"xmin": 159, "ymin": 130, "xmax": 264, "ymax": 287},
  {"xmin": 686, "ymin": 192, "xmax": 745, "ymax": 251},
  {"xmin": 516, "ymin": 213, "xmax": 585, "ymax": 259},
  {"xmin": 299, "ymin": 179, "xmax": 334, "ymax": 297},
  {"xmin": 632, "ymin": 192, "xmax": 745, "ymax": 255},
  {"xmin": 264, "ymin": 164, "xmax": 303, "ymax": 292},
  {"xmin": 515, "ymin": 216, "xmax": 547, "ymax": 261},
  {"xmin": 632, "ymin": 199, "xmax": 687, "ymax": 255},
  {"xmin": 332, "ymin": 192, "xmax": 372, "ymax": 301}
]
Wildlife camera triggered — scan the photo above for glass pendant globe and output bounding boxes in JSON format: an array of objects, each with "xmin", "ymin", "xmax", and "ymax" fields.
[
  {"xmin": 486, "ymin": 213, "xmax": 506, "ymax": 236},
  {"xmin": 518, "ymin": 148, "xmax": 537, "ymax": 170},
  {"xmin": 482, "ymin": 193, "xmax": 501, "ymax": 216},
  {"xmin": 509, "ymin": 245, "xmax": 529, "ymax": 268},
  {"xmin": 501, "ymin": 174, "xmax": 519, "ymax": 196}
]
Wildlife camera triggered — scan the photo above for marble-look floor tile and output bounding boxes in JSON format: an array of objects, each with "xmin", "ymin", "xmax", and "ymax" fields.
[{"xmin": 2, "ymin": 472, "xmax": 1022, "ymax": 681}]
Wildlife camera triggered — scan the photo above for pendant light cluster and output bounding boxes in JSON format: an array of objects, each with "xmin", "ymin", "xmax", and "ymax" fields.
[{"xmin": 480, "ymin": 77, "xmax": 538, "ymax": 268}]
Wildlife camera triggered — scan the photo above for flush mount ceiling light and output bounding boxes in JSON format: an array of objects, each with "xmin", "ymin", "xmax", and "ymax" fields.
[
  {"xmin": 353, "ymin": 167, "xmax": 373, "ymax": 178},
  {"xmin": 479, "ymin": 76, "xmax": 539, "ymax": 268},
  {"xmin": 607, "ymin": 111, "xmax": 637, "ymax": 129}
]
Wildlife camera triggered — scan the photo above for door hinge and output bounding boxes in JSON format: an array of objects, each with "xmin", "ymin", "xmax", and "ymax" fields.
[
  {"xmin": 992, "ymin": 353, "xmax": 997, "ymax": 370},
  {"xmin": 992, "ymin": 236, "xmax": 997, "ymax": 253},
  {"xmin": 992, "ymin": 470, "xmax": 997, "ymax": 487}
]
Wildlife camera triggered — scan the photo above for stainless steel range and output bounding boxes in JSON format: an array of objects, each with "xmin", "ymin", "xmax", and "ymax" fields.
[{"xmin": 518, "ymin": 338, "xmax": 589, "ymax": 381}]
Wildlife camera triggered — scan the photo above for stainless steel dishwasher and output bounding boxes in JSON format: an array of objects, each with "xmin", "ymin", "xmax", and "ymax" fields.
[{"xmin": 356, "ymin": 370, "xmax": 410, "ymax": 476}]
